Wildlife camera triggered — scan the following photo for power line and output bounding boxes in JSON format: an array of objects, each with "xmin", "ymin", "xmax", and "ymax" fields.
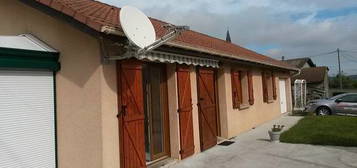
[
  {"xmin": 342, "ymin": 53, "xmax": 357, "ymax": 58},
  {"xmin": 294, "ymin": 49, "xmax": 357, "ymax": 59},
  {"xmin": 290, "ymin": 50, "xmax": 337, "ymax": 59},
  {"xmin": 340, "ymin": 49, "xmax": 357, "ymax": 53},
  {"xmin": 341, "ymin": 54, "xmax": 357, "ymax": 63},
  {"xmin": 308, "ymin": 50, "xmax": 337, "ymax": 58}
]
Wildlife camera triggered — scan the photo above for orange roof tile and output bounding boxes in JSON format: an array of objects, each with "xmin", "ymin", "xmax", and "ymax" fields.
[{"xmin": 32, "ymin": 0, "xmax": 297, "ymax": 70}]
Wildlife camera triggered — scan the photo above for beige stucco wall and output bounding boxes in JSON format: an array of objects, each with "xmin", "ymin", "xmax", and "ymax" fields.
[
  {"xmin": 217, "ymin": 64, "xmax": 293, "ymax": 138},
  {"xmin": 0, "ymin": 1, "xmax": 119, "ymax": 168}
]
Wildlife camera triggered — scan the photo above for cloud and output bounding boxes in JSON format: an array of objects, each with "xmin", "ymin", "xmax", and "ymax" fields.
[{"xmin": 99, "ymin": 0, "xmax": 357, "ymax": 75}]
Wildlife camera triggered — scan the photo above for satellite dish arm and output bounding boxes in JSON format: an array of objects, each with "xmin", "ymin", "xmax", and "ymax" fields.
[{"xmin": 137, "ymin": 25, "xmax": 190, "ymax": 55}]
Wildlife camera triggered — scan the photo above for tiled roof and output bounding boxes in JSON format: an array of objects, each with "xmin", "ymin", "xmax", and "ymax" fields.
[
  {"xmin": 284, "ymin": 57, "xmax": 316, "ymax": 69},
  {"xmin": 292, "ymin": 67, "xmax": 329, "ymax": 84},
  {"xmin": 31, "ymin": 0, "xmax": 297, "ymax": 70}
]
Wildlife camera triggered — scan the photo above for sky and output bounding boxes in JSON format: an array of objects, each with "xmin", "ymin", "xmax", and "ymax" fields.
[{"xmin": 98, "ymin": 0, "xmax": 357, "ymax": 76}]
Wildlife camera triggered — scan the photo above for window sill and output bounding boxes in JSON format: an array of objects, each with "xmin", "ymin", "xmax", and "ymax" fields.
[{"xmin": 239, "ymin": 104, "xmax": 250, "ymax": 110}]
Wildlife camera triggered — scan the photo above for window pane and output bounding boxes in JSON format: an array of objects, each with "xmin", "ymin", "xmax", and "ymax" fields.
[
  {"xmin": 341, "ymin": 95, "xmax": 357, "ymax": 102},
  {"xmin": 150, "ymin": 66, "xmax": 164, "ymax": 156}
]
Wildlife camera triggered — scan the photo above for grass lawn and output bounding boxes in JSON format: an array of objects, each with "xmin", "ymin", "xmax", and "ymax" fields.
[{"xmin": 280, "ymin": 116, "xmax": 357, "ymax": 147}]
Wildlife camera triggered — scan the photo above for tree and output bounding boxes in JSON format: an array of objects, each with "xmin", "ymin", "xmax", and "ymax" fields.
[{"xmin": 329, "ymin": 74, "xmax": 357, "ymax": 89}]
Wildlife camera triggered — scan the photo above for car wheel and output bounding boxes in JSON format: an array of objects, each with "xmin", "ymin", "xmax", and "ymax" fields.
[{"xmin": 316, "ymin": 106, "xmax": 331, "ymax": 116}]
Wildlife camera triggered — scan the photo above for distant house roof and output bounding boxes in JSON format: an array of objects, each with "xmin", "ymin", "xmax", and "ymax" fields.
[
  {"xmin": 23, "ymin": 0, "xmax": 297, "ymax": 71},
  {"xmin": 284, "ymin": 57, "xmax": 316, "ymax": 69},
  {"xmin": 293, "ymin": 67, "xmax": 329, "ymax": 84}
]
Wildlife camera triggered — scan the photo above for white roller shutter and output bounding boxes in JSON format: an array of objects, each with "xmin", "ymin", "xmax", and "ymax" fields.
[{"xmin": 0, "ymin": 70, "xmax": 56, "ymax": 168}]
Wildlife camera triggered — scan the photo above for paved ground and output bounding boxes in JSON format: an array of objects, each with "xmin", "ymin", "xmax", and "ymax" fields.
[{"xmin": 169, "ymin": 115, "xmax": 357, "ymax": 168}]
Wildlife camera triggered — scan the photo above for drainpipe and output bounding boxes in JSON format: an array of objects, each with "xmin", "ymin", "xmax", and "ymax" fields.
[{"xmin": 291, "ymin": 69, "xmax": 301, "ymax": 77}]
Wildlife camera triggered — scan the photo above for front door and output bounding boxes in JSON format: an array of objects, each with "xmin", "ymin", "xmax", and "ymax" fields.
[
  {"xmin": 177, "ymin": 66, "xmax": 195, "ymax": 159},
  {"xmin": 143, "ymin": 63, "xmax": 170, "ymax": 162},
  {"xmin": 119, "ymin": 61, "xmax": 170, "ymax": 168},
  {"xmin": 279, "ymin": 79, "xmax": 288, "ymax": 113},
  {"xmin": 197, "ymin": 68, "xmax": 218, "ymax": 151},
  {"xmin": 118, "ymin": 60, "xmax": 146, "ymax": 168}
]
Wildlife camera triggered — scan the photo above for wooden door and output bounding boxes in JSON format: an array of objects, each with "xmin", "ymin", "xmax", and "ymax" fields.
[
  {"xmin": 197, "ymin": 68, "xmax": 218, "ymax": 151},
  {"xmin": 177, "ymin": 66, "xmax": 195, "ymax": 159},
  {"xmin": 279, "ymin": 79, "xmax": 287, "ymax": 114},
  {"xmin": 118, "ymin": 60, "xmax": 146, "ymax": 168}
]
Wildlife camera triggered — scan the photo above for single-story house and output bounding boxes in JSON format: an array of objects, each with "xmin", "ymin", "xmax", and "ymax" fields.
[
  {"xmin": 284, "ymin": 58, "xmax": 329, "ymax": 101},
  {"xmin": 0, "ymin": 0, "xmax": 298, "ymax": 168}
]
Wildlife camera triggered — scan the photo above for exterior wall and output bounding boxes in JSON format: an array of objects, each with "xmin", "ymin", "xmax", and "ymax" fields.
[
  {"xmin": 0, "ymin": 1, "xmax": 119, "ymax": 168},
  {"xmin": 217, "ymin": 64, "xmax": 292, "ymax": 138},
  {"xmin": 166, "ymin": 65, "xmax": 202, "ymax": 160}
]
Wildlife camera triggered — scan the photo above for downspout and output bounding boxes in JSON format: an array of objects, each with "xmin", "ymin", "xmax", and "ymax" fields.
[
  {"xmin": 291, "ymin": 69, "xmax": 301, "ymax": 77},
  {"xmin": 99, "ymin": 26, "xmax": 127, "ymax": 63},
  {"xmin": 98, "ymin": 37, "xmax": 110, "ymax": 64}
]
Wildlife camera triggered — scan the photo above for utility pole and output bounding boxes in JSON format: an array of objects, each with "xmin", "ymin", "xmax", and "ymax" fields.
[{"xmin": 337, "ymin": 48, "xmax": 343, "ymax": 89}]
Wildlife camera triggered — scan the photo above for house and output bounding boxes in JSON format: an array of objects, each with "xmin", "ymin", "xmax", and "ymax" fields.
[
  {"xmin": 0, "ymin": 0, "xmax": 298, "ymax": 168},
  {"xmin": 284, "ymin": 58, "xmax": 329, "ymax": 101}
]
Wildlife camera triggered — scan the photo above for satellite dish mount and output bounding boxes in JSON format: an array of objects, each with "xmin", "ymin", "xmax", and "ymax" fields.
[{"xmin": 117, "ymin": 6, "xmax": 189, "ymax": 58}]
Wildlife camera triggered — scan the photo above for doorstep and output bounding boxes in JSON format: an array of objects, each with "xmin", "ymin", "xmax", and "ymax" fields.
[{"xmin": 148, "ymin": 157, "xmax": 178, "ymax": 168}]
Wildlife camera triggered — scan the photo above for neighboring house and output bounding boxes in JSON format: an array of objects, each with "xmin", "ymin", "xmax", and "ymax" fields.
[
  {"xmin": 0, "ymin": 0, "xmax": 298, "ymax": 168},
  {"xmin": 284, "ymin": 58, "xmax": 329, "ymax": 101},
  {"xmin": 284, "ymin": 57, "xmax": 316, "ymax": 69}
]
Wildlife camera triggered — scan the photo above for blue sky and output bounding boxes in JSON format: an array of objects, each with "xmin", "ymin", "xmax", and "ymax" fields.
[{"xmin": 99, "ymin": 0, "xmax": 357, "ymax": 76}]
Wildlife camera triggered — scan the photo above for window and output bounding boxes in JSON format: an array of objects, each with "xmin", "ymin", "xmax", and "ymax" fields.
[
  {"xmin": 340, "ymin": 95, "xmax": 357, "ymax": 103},
  {"xmin": 231, "ymin": 69, "xmax": 254, "ymax": 109},
  {"xmin": 262, "ymin": 71, "xmax": 277, "ymax": 103}
]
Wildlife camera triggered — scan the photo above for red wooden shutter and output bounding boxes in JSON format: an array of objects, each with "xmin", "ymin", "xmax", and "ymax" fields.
[
  {"xmin": 231, "ymin": 70, "xmax": 242, "ymax": 108},
  {"xmin": 261, "ymin": 71, "xmax": 268, "ymax": 103},
  {"xmin": 177, "ymin": 66, "xmax": 195, "ymax": 159},
  {"xmin": 118, "ymin": 60, "xmax": 146, "ymax": 168},
  {"xmin": 248, "ymin": 71, "xmax": 254, "ymax": 105},
  {"xmin": 272, "ymin": 72, "xmax": 277, "ymax": 100},
  {"xmin": 197, "ymin": 68, "xmax": 218, "ymax": 151}
]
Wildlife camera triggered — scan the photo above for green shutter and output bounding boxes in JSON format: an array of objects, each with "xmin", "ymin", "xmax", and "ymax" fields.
[{"xmin": 0, "ymin": 47, "xmax": 60, "ymax": 72}]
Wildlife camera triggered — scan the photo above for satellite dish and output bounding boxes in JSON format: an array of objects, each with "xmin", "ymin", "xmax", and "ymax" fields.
[{"xmin": 120, "ymin": 6, "xmax": 156, "ymax": 49}]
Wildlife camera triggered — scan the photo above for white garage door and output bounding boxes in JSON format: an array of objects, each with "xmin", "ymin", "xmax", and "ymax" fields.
[{"xmin": 0, "ymin": 70, "xmax": 56, "ymax": 168}]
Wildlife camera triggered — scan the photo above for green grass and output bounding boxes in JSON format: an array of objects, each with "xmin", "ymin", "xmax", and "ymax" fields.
[{"xmin": 280, "ymin": 116, "xmax": 357, "ymax": 147}]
